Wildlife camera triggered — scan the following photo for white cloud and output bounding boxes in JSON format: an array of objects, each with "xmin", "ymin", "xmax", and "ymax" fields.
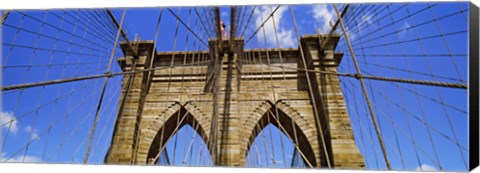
[
  {"xmin": 254, "ymin": 6, "xmax": 295, "ymax": 48},
  {"xmin": 398, "ymin": 22, "xmax": 411, "ymax": 38},
  {"xmin": 1, "ymin": 111, "xmax": 18, "ymax": 133},
  {"xmin": 24, "ymin": 125, "xmax": 40, "ymax": 140},
  {"xmin": 311, "ymin": 5, "xmax": 360, "ymax": 42},
  {"xmin": 349, "ymin": 12, "xmax": 373, "ymax": 40},
  {"xmin": 0, "ymin": 153, "xmax": 41, "ymax": 163},
  {"xmin": 221, "ymin": 11, "xmax": 229, "ymax": 20},
  {"xmin": 361, "ymin": 13, "xmax": 373, "ymax": 25},
  {"xmin": 344, "ymin": 27, "xmax": 357, "ymax": 42},
  {"xmin": 312, "ymin": 5, "xmax": 335, "ymax": 34},
  {"xmin": 415, "ymin": 164, "xmax": 438, "ymax": 171}
]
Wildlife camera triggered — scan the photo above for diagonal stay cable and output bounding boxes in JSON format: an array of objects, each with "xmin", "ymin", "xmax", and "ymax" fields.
[
  {"xmin": 1, "ymin": 23, "xmax": 108, "ymax": 55},
  {"xmin": 358, "ymin": 75, "xmax": 468, "ymax": 152},
  {"xmin": 239, "ymin": 6, "xmax": 257, "ymax": 38},
  {"xmin": 1, "ymin": 78, "xmax": 102, "ymax": 162},
  {"xmin": 356, "ymin": 60, "xmax": 464, "ymax": 83},
  {"xmin": 235, "ymin": 61, "xmax": 468, "ymax": 89},
  {"xmin": 131, "ymin": 8, "xmax": 165, "ymax": 164},
  {"xmin": 166, "ymin": 8, "xmax": 208, "ymax": 47},
  {"xmin": 3, "ymin": 61, "xmax": 109, "ymax": 69},
  {"xmin": 105, "ymin": 9, "xmax": 138, "ymax": 57},
  {"xmin": 1, "ymin": 12, "xmax": 49, "ymax": 158},
  {"xmin": 345, "ymin": 67, "xmax": 469, "ymax": 153},
  {"xmin": 289, "ymin": 5, "xmax": 332, "ymax": 168},
  {"xmin": 194, "ymin": 7, "xmax": 213, "ymax": 39},
  {"xmin": 1, "ymin": 60, "xmax": 208, "ymax": 92},
  {"xmin": 82, "ymin": 8, "xmax": 127, "ymax": 164},
  {"xmin": 342, "ymin": 77, "xmax": 405, "ymax": 169},
  {"xmin": 333, "ymin": 4, "xmax": 391, "ymax": 170},
  {"xmin": 0, "ymin": 67, "xmax": 104, "ymax": 129},
  {"xmin": 243, "ymin": 5, "xmax": 280, "ymax": 46},
  {"xmin": 342, "ymin": 77, "xmax": 378, "ymax": 169},
  {"xmin": 341, "ymin": 76, "xmax": 440, "ymax": 169}
]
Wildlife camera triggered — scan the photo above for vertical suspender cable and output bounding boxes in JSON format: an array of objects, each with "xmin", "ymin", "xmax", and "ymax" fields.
[
  {"xmin": 83, "ymin": 8, "xmax": 127, "ymax": 164},
  {"xmin": 332, "ymin": 5, "xmax": 391, "ymax": 170},
  {"xmin": 289, "ymin": 5, "xmax": 332, "ymax": 168}
]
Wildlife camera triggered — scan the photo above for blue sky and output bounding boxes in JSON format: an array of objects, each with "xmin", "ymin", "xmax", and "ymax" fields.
[
  {"xmin": 1, "ymin": 2, "xmax": 470, "ymax": 171},
  {"xmin": 335, "ymin": 3, "xmax": 468, "ymax": 171}
]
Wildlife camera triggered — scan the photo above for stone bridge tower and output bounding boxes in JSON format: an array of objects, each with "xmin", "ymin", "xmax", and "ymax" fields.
[{"xmin": 104, "ymin": 34, "xmax": 365, "ymax": 169}]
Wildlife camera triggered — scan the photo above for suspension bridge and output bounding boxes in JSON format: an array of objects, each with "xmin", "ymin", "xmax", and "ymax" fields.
[{"xmin": 0, "ymin": 2, "xmax": 477, "ymax": 171}]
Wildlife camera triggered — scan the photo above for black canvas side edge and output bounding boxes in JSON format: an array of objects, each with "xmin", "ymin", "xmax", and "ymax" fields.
[{"xmin": 469, "ymin": 2, "xmax": 479, "ymax": 171}]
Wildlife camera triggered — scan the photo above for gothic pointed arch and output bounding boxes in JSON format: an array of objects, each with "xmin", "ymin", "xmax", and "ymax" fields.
[
  {"xmin": 243, "ymin": 101, "xmax": 318, "ymax": 167},
  {"xmin": 134, "ymin": 101, "xmax": 212, "ymax": 164}
]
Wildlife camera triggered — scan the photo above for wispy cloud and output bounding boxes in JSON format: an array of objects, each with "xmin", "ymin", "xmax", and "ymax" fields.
[
  {"xmin": 254, "ymin": 6, "xmax": 295, "ymax": 48},
  {"xmin": 415, "ymin": 164, "xmax": 438, "ymax": 171},
  {"xmin": 311, "ymin": 5, "xmax": 361, "ymax": 41},
  {"xmin": 24, "ymin": 125, "xmax": 40, "ymax": 140},
  {"xmin": 1, "ymin": 111, "xmax": 18, "ymax": 133},
  {"xmin": 353, "ymin": 12, "xmax": 374, "ymax": 39},
  {"xmin": 0, "ymin": 153, "xmax": 41, "ymax": 163},
  {"xmin": 398, "ymin": 22, "xmax": 411, "ymax": 38},
  {"xmin": 221, "ymin": 11, "xmax": 229, "ymax": 20},
  {"xmin": 311, "ymin": 4, "xmax": 335, "ymax": 34},
  {"xmin": 361, "ymin": 13, "xmax": 373, "ymax": 25},
  {"xmin": 1, "ymin": 112, "xmax": 40, "ymax": 141}
]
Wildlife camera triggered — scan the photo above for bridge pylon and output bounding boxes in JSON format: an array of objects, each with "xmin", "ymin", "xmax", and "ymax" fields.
[{"xmin": 105, "ymin": 34, "xmax": 364, "ymax": 169}]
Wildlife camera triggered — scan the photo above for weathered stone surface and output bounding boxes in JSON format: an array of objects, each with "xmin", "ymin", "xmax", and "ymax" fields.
[{"xmin": 105, "ymin": 35, "xmax": 364, "ymax": 169}]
